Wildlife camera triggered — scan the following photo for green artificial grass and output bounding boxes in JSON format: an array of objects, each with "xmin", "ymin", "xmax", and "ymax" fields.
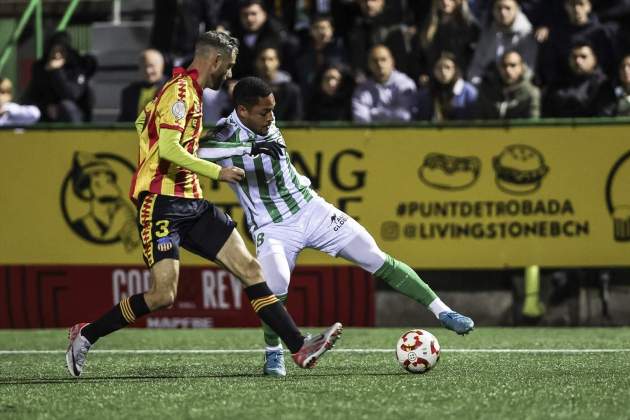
[{"xmin": 1, "ymin": 328, "xmax": 629, "ymax": 419}]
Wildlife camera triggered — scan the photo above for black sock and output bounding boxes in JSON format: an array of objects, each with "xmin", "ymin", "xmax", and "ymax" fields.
[
  {"xmin": 81, "ymin": 294, "xmax": 151, "ymax": 344},
  {"xmin": 245, "ymin": 283, "xmax": 304, "ymax": 353}
]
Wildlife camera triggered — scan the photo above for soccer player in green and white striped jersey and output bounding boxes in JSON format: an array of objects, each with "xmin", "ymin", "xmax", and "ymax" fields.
[{"xmin": 198, "ymin": 77, "xmax": 474, "ymax": 377}]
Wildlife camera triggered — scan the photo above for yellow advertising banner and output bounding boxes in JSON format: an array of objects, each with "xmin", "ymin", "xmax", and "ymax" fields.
[{"xmin": 1, "ymin": 125, "xmax": 629, "ymax": 268}]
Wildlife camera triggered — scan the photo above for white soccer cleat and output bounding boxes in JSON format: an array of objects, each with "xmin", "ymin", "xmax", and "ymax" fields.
[
  {"xmin": 66, "ymin": 322, "xmax": 92, "ymax": 377},
  {"xmin": 291, "ymin": 322, "xmax": 343, "ymax": 368}
]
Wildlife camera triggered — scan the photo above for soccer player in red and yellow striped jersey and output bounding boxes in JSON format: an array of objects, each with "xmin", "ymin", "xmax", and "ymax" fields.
[
  {"xmin": 65, "ymin": 31, "xmax": 342, "ymax": 378},
  {"xmin": 129, "ymin": 63, "xmax": 220, "ymax": 200}
]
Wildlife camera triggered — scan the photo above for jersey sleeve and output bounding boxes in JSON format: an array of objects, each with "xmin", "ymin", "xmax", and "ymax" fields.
[
  {"xmin": 197, "ymin": 122, "xmax": 254, "ymax": 161},
  {"xmin": 155, "ymin": 79, "xmax": 189, "ymax": 133},
  {"xmin": 158, "ymin": 128, "xmax": 223, "ymax": 180}
]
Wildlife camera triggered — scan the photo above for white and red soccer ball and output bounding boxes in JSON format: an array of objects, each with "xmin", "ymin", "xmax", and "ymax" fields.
[{"xmin": 396, "ymin": 329, "xmax": 440, "ymax": 373}]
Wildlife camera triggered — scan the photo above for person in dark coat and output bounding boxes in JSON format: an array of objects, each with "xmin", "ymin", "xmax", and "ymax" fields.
[
  {"xmin": 295, "ymin": 14, "xmax": 347, "ymax": 100},
  {"xmin": 346, "ymin": 0, "xmax": 411, "ymax": 80},
  {"xmin": 306, "ymin": 63, "xmax": 355, "ymax": 121},
  {"xmin": 543, "ymin": 42, "xmax": 616, "ymax": 117},
  {"xmin": 118, "ymin": 49, "xmax": 167, "ymax": 122},
  {"xmin": 230, "ymin": 0, "xmax": 298, "ymax": 79},
  {"xmin": 410, "ymin": 0, "xmax": 480, "ymax": 84},
  {"xmin": 476, "ymin": 50, "xmax": 541, "ymax": 119},
  {"xmin": 24, "ymin": 31, "xmax": 97, "ymax": 122},
  {"xmin": 255, "ymin": 46, "xmax": 303, "ymax": 121},
  {"xmin": 538, "ymin": 0, "xmax": 619, "ymax": 86}
]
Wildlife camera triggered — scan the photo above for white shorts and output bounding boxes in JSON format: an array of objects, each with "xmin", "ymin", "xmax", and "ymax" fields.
[
  {"xmin": 252, "ymin": 197, "xmax": 362, "ymax": 267},
  {"xmin": 252, "ymin": 197, "xmax": 387, "ymax": 296}
]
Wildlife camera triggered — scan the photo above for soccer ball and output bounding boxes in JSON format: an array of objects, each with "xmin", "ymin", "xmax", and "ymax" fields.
[{"xmin": 396, "ymin": 329, "xmax": 440, "ymax": 373}]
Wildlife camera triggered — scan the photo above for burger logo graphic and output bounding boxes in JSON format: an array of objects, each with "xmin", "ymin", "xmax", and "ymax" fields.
[
  {"xmin": 418, "ymin": 153, "xmax": 481, "ymax": 191},
  {"xmin": 492, "ymin": 145, "xmax": 549, "ymax": 195},
  {"xmin": 606, "ymin": 150, "xmax": 630, "ymax": 242}
]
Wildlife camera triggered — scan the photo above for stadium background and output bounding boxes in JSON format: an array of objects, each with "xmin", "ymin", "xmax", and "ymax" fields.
[{"xmin": 1, "ymin": 0, "xmax": 630, "ymax": 330}]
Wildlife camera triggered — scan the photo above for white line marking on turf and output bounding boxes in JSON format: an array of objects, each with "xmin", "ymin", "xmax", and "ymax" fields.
[{"xmin": 2, "ymin": 349, "xmax": 630, "ymax": 355}]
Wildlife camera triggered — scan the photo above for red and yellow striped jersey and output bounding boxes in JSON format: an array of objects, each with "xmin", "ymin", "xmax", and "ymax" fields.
[{"xmin": 129, "ymin": 67, "xmax": 205, "ymax": 202}]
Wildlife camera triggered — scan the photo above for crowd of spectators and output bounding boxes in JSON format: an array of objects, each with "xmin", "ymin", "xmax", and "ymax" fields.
[{"xmin": 2, "ymin": 0, "xmax": 630, "ymax": 126}]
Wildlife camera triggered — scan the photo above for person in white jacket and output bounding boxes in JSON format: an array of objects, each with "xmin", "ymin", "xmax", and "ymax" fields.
[
  {"xmin": 467, "ymin": 0, "xmax": 538, "ymax": 85},
  {"xmin": 0, "ymin": 77, "xmax": 40, "ymax": 126}
]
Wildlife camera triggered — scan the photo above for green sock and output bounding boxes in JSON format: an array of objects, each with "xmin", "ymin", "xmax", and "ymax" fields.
[
  {"xmin": 374, "ymin": 255, "xmax": 437, "ymax": 307},
  {"xmin": 262, "ymin": 293, "xmax": 287, "ymax": 347}
]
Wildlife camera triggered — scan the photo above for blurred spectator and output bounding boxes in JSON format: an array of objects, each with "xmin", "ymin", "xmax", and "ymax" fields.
[
  {"xmin": 231, "ymin": 0, "xmax": 298, "ymax": 79},
  {"xmin": 0, "ymin": 77, "xmax": 40, "ymax": 126},
  {"xmin": 306, "ymin": 64, "xmax": 355, "ymax": 121},
  {"xmin": 352, "ymin": 44, "xmax": 417, "ymax": 123},
  {"xmin": 410, "ymin": 0, "xmax": 480, "ymax": 84},
  {"xmin": 615, "ymin": 54, "xmax": 630, "ymax": 116},
  {"xmin": 543, "ymin": 42, "xmax": 616, "ymax": 117},
  {"xmin": 255, "ymin": 47, "xmax": 303, "ymax": 121},
  {"xmin": 23, "ymin": 31, "xmax": 96, "ymax": 123},
  {"xmin": 203, "ymin": 78, "xmax": 237, "ymax": 124},
  {"xmin": 346, "ymin": 0, "xmax": 410, "ymax": 80},
  {"xmin": 296, "ymin": 14, "xmax": 347, "ymax": 98},
  {"xmin": 219, "ymin": 0, "xmax": 353, "ymax": 41},
  {"xmin": 468, "ymin": 0, "xmax": 492, "ymax": 22},
  {"xmin": 406, "ymin": 0, "xmax": 433, "ymax": 27},
  {"xmin": 476, "ymin": 51, "xmax": 540, "ymax": 119},
  {"xmin": 467, "ymin": 0, "xmax": 537, "ymax": 84},
  {"xmin": 538, "ymin": 0, "xmax": 619, "ymax": 86},
  {"xmin": 260, "ymin": 0, "xmax": 337, "ymax": 41},
  {"xmin": 593, "ymin": 0, "xmax": 630, "ymax": 55},
  {"xmin": 150, "ymin": 0, "xmax": 226, "ymax": 67},
  {"xmin": 118, "ymin": 49, "xmax": 167, "ymax": 122},
  {"xmin": 417, "ymin": 52, "xmax": 478, "ymax": 121}
]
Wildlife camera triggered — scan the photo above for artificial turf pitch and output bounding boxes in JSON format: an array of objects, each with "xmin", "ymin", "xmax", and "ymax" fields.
[{"xmin": 1, "ymin": 328, "xmax": 630, "ymax": 419}]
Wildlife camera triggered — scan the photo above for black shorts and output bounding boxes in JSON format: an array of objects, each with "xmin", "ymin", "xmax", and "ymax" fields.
[{"xmin": 136, "ymin": 192, "xmax": 236, "ymax": 268}]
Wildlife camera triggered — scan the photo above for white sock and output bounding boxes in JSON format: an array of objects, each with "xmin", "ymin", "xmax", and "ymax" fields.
[
  {"xmin": 428, "ymin": 298, "xmax": 452, "ymax": 319},
  {"xmin": 265, "ymin": 344, "xmax": 283, "ymax": 352}
]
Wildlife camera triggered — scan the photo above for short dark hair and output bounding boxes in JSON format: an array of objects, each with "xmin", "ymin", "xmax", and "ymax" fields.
[
  {"xmin": 233, "ymin": 77, "xmax": 273, "ymax": 108},
  {"xmin": 239, "ymin": 0, "xmax": 266, "ymax": 11},
  {"xmin": 256, "ymin": 44, "xmax": 282, "ymax": 62},
  {"xmin": 571, "ymin": 38, "xmax": 594, "ymax": 51},
  {"xmin": 195, "ymin": 30, "xmax": 239, "ymax": 56}
]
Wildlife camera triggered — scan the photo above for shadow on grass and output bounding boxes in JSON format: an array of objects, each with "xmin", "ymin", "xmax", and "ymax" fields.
[{"xmin": 0, "ymin": 371, "xmax": 404, "ymax": 386}]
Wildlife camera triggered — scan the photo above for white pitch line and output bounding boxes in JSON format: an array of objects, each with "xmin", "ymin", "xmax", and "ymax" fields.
[{"xmin": 1, "ymin": 349, "xmax": 630, "ymax": 355}]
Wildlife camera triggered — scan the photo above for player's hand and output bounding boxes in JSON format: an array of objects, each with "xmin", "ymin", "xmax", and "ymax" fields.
[
  {"xmin": 219, "ymin": 166, "xmax": 245, "ymax": 183},
  {"xmin": 251, "ymin": 141, "xmax": 286, "ymax": 159}
]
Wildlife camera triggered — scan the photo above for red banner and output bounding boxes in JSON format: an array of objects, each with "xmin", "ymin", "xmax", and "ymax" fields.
[{"xmin": 0, "ymin": 266, "xmax": 374, "ymax": 328}]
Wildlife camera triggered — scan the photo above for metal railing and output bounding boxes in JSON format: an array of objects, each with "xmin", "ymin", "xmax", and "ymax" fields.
[{"xmin": 0, "ymin": 0, "xmax": 80, "ymax": 74}]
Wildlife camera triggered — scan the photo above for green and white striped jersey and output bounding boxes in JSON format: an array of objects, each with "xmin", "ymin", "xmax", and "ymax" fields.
[{"xmin": 198, "ymin": 111, "xmax": 315, "ymax": 232}]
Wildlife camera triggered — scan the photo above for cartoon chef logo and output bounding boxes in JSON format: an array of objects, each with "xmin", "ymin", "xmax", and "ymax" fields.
[{"xmin": 606, "ymin": 150, "xmax": 630, "ymax": 242}]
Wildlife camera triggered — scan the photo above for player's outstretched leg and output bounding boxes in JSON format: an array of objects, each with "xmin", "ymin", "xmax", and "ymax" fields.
[
  {"xmin": 217, "ymin": 230, "xmax": 342, "ymax": 369},
  {"xmin": 66, "ymin": 259, "xmax": 178, "ymax": 377},
  {"xmin": 375, "ymin": 255, "xmax": 474, "ymax": 335},
  {"xmin": 338, "ymin": 232, "xmax": 474, "ymax": 335}
]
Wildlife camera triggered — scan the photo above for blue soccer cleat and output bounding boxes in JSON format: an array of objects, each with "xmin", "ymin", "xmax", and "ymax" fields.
[
  {"xmin": 263, "ymin": 348, "xmax": 286, "ymax": 377},
  {"xmin": 439, "ymin": 311, "xmax": 475, "ymax": 335}
]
